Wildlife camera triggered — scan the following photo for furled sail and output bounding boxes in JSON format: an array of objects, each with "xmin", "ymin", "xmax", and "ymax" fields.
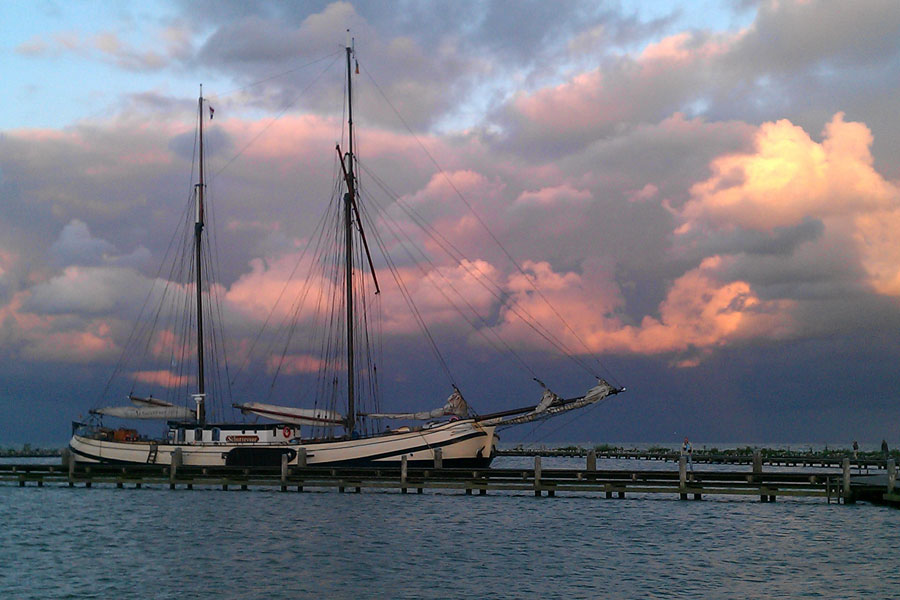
[
  {"xmin": 129, "ymin": 395, "xmax": 179, "ymax": 408},
  {"xmin": 364, "ymin": 388, "xmax": 470, "ymax": 421},
  {"xmin": 483, "ymin": 379, "xmax": 618, "ymax": 428},
  {"xmin": 91, "ymin": 405, "xmax": 196, "ymax": 420},
  {"xmin": 233, "ymin": 402, "xmax": 345, "ymax": 426}
]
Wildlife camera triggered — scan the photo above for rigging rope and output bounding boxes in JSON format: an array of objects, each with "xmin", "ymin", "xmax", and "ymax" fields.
[{"xmin": 359, "ymin": 63, "xmax": 621, "ymax": 388}]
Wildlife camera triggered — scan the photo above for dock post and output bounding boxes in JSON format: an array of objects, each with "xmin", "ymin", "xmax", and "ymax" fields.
[
  {"xmin": 401, "ymin": 455, "xmax": 408, "ymax": 494},
  {"xmin": 281, "ymin": 453, "xmax": 288, "ymax": 492},
  {"xmin": 534, "ymin": 456, "xmax": 542, "ymax": 497},
  {"xmin": 434, "ymin": 447, "xmax": 442, "ymax": 469},
  {"xmin": 842, "ymin": 457, "xmax": 854, "ymax": 504},
  {"xmin": 753, "ymin": 450, "xmax": 766, "ymax": 502},
  {"xmin": 170, "ymin": 448, "xmax": 182, "ymax": 489},
  {"xmin": 752, "ymin": 450, "xmax": 762, "ymax": 479},
  {"xmin": 297, "ymin": 447, "xmax": 307, "ymax": 468},
  {"xmin": 887, "ymin": 458, "xmax": 896, "ymax": 495},
  {"xmin": 66, "ymin": 449, "xmax": 75, "ymax": 487},
  {"xmin": 679, "ymin": 456, "xmax": 688, "ymax": 500},
  {"xmin": 587, "ymin": 449, "xmax": 596, "ymax": 472}
]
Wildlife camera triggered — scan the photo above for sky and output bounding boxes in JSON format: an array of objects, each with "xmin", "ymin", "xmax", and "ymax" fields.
[{"xmin": 2, "ymin": 0, "xmax": 900, "ymax": 447}]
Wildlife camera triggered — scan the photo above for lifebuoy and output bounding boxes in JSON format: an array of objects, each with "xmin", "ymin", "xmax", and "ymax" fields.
[{"xmin": 283, "ymin": 426, "xmax": 293, "ymax": 439}]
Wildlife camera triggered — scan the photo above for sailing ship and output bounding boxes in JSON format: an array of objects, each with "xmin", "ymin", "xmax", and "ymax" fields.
[{"xmin": 68, "ymin": 36, "xmax": 622, "ymax": 467}]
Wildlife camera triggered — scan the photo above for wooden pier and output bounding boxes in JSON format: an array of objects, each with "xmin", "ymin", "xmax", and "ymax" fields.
[
  {"xmin": 499, "ymin": 447, "xmax": 895, "ymax": 470},
  {"xmin": 2, "ymin": 454, "xmax": 897, "ymax": 506}
]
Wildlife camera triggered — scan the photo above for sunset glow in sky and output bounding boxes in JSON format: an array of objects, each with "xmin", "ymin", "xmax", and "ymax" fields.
[{"xmin": 3, "ymin": 0, "xmax": 900, "ymax": 445}]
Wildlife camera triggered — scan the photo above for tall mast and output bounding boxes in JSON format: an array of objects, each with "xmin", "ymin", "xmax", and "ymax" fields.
[
  {"xmin": 344, "ymin": 32, "xmax": 356, "ymax": 435},
  {"xmin": 194, "ymin": 86, "xmax": 206, "ymax": 424}
]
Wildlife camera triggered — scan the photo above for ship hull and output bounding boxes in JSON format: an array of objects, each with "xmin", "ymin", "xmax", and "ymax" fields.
[{"xmin": 69, "ymin": 419, "xmax": 497, "ymax": 468}]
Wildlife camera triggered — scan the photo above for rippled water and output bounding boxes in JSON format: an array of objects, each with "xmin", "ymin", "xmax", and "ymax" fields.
[{"xmin": 2, "ymin": 456, "xmax": 898, "ymax": 599}]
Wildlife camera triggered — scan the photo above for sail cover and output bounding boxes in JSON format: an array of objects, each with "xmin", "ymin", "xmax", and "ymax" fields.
[
  {"xmin": 91, "ymin": 405, "xmax": 196, "ymax": 420},
  {"xmin": 234, "ymin": 402, "xmax": 344, "ymax": 426},
  {"xmin": 365, "ymin": 389, "xmax": 470, "ymax": 421},
  {"xmin": 483, "ymin": 379, "xmax": 617, "ymax": 428},
  {"xmin": 129, "ymin": 395, "xmax": 178, "ymax": 408}
]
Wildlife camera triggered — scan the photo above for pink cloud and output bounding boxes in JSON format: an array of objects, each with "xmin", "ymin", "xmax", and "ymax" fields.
[
  {"xmin": 13, "ymin": 307, "xmax": 119, "ymax": 364},
  {"xmin": 514, "ymin": 184, "xmax": 592, "ymax": 207},
  {"xmin": 680, "ymin": 112, "xmax": 900, "ymax": 300},
  {"xmin": 151, "ymin": 330, "xmax": 180, "ymax": 358},
  {"xmin": 482, "ymin": 257, "xmax": 793, "ymax": 365},
  {"xmin": 266, "ymin": 353, "xmax": 328, "ymax": 375},
  {"xmin": 607, "ymin": 256, "xmax": 794, "ymax": 357},
  {"xmin": 132, "ymin": 370, "xmax": 195, "ymax": 388},
  {"xmin": 855, "ymin": 210, "xmax": 900, "ymax": 296},
  {"xmin": 378, "ymin": 259, "xmax": 500, "ymax": 334},
  {"xmin": 628, "ymin": 183, "xmax": 659, "ymax": 203},
  {"xmin": 638, "ymin": 31, "xmax": 730, "ymax": 69},
  {"xmin": 1, "ymin": 291, "xmax": 120, "ymax": 363},
  {"xmin": 226, "ymin": 254, "xmax": 338, "ymax": 323},
  {"xmin": 503, "ymin": 31, "xmax": 734, "ymax": 146},
  {"xmin": 683, "ymin": 113, "xmax": 897, "ymax": 231}
]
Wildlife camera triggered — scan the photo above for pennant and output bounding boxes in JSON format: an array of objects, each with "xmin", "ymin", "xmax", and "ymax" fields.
[{"xmin": 209, "ymin": 105, "xmax": 215, "ymax": 120}]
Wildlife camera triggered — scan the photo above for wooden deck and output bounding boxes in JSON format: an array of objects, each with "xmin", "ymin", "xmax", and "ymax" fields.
[
  {"xmin": 3, "ymin": 453, "xmax": 896, "ymax": 505},
  {"xmin": 499, "ymin": 448, "xmax": 895, "ymax": 470}
]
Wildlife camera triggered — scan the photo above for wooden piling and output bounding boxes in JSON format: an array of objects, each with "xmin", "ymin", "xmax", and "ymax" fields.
[
  {"xmin": 752, "ymin": 450, "xmax": 762, "ymax": 479},
  {"xmin": 842, "ymin": 457, "xmax": 854, "ymax": 504},
  {"xmin": 587, "ymin": 449, "xmax": 597, "ymax": 472},
  {"xmin": 297, "ymin": 447, "xmax": 307, "ymax": 468},
  {"xmin": 534, "ymin": 456, "xmax": 542, "ymax": 497},
  {"xmin": 281, "ymin": 453, "xmax": 288, "ymax": 492},
  {"xmin": 887, "ymin": 459, "xmax": 896, "ymax": 495},
  {"xmin": 67, "ymin": 450, "xmax": 75, "ymax": 487},
  {"xmin": 170, "ymin": 448, "xmax": 182, "ymax": 489},
  {"xmin": 754, "ymin": 450, "xmax": 767, "ymax": 501},
  {"xmin": 401, "ymin": 455, "xmax": 408, "ymax": 494},
  {"xmin": 679, "ymin": 456, "xmax": 687, "ymax": 500},
  {"xmin": 434, "ymin": 447, "xmax": 443, "ymax": 469}
]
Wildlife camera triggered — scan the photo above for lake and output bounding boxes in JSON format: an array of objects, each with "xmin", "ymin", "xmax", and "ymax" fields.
[{"xmin": 1, "ymin": 454, "xmax": 898, "ymax": 599}]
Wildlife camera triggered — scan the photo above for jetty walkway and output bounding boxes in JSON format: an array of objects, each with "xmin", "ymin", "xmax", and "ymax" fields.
[
  {"xmin": 2, "ymin": 452, "xmax": 897, "ymax": 506},
  {"xmin": 499, "ymin": 447, "xmax": 895, "ymax": 470}
]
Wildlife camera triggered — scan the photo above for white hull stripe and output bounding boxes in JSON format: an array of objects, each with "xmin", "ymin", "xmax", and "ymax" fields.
[{"xmin": 69, "ymin": 431, "xmax": 489, "ymax": 465}]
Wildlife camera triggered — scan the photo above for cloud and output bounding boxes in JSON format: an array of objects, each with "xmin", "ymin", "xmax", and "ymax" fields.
[
  {"xmin": 48, "ymin": 219, "xmax": 150, "ymax": 268},
  {"xmin": 606, "ymin": 256, "xmax": 795, "ymax": 359},
  {"xmin": 266, "ymin": 353, "xmax": 327, "ymax": 375},
  {"xmin": 132, "ymin": 370, "xmax": 194, "ymax": 388},
  {"xmin": 682, "ymin": 113, "xmax": 896, "ymax": 231},
  {"xmin": 514, "ymin": 184, "xmax": 592, "ymax": 207},
  {"xmin": 16, "ymin": 27, "xmax": 193, "ymax": 72},
  {"xmin": 677, "ymin": 112, "xmax": 900, "ymax": 304},
  {"xmin": 21, "ymin": 325, "xmax": 118, "ymax": 364},
  {"xmin": 0, "ymin": 291, "xmax": 119, "ymax": 364}
]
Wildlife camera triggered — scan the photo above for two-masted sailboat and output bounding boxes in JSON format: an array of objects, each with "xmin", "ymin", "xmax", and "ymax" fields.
[{"xmin": 68, "ymin": 36, "xmax": 621, "ymax": 467}]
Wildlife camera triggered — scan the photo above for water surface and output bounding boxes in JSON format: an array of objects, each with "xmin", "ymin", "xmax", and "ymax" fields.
[{"xmin": 2, "ymin": 469, "xmax": 898, "ymax": 599}]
